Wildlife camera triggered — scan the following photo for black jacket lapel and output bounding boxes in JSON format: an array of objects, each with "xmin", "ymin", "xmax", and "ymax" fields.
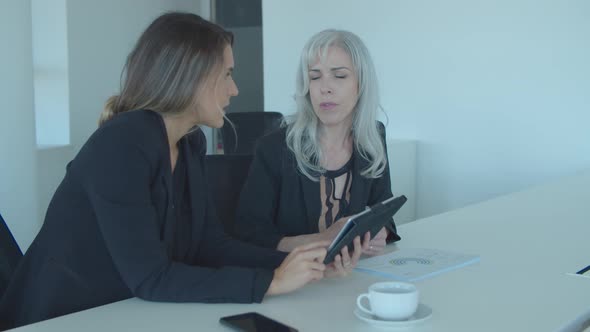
[
  {"xmin": 182, "ymin": 136, "xmax": 206, "ymax": 260},
  {"xmin": 300, "ymin": 174, "xmax": 321, "ymax": 233},
  {"xmin": 349, "ymin": 149, "xmax": 371, "ymax": 215}
]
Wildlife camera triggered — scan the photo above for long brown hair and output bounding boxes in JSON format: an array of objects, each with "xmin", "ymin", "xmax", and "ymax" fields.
[{"xmin": 99, "ymin": 12, "xmax": 233, "ymax": 126}]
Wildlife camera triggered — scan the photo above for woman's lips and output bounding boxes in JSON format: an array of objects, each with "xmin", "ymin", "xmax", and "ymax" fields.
[{"xmin": 320, "ymin": 102, "xmax": 338, "ymax": 110}]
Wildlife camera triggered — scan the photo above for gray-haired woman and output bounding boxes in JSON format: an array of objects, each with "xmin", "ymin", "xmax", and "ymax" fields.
[{"xmin": 235, "ymin": 29, "xmax": 401, "ymax": 269}]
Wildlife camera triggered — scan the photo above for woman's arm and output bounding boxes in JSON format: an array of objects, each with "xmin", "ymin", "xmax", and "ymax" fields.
[{"xmin": 277, "ymin": 233, "xmax": 324, "ymax": 252}]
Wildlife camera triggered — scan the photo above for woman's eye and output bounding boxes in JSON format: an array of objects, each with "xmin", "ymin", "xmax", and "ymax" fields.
[
  {"xmin": 335, "ymin": 75, "xmax": 347, "ymax": 79},
  {"xmin": 310, "ymin": 76, "xmax": 320, "ymax": 81}
]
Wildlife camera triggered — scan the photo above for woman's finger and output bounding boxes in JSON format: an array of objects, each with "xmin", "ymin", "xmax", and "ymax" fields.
[
  {"xmin": 332, "ymin": 254, "xmax": 346, "ymax": 275},
  {"xmin": 350, "ymin": 236, "xmax": 362, "ymax": 264},
  {"xmin": 305, "ymin": 260, "xmax": 327, "ymax": 272},
  {"xmin": 372, "ymin": 227, "xmax": 388, "ymax": 241},
  {"xmin": 362, "ymin": 232, "xmax": 371, "ymax": 251},
  {"xmin": 340, "ymin": 246, "xmax": 352, "ymax": 269}
]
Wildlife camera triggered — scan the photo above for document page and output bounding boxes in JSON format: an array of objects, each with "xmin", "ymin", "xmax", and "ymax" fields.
[{"xmin": 356, "ymin": 248, "xmax": 480, "ymax": 281}]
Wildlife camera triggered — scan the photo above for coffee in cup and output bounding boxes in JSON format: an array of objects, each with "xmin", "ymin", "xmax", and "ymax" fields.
[{"xmin": 356, "ymin": 281, "xmax": 419, "ymax": 321}]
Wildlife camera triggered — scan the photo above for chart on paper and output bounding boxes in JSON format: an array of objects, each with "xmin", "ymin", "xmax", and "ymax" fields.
[{"xmin": 356, "ymin": 248, "xmax": 480, "ymax": 282}]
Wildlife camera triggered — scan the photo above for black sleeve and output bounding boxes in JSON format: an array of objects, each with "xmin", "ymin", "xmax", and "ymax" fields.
[
  {"xmin": 368, "ymin": 125, "xmax": 401, "ymax": 243},
  {"xmin": 234, "ymin": 136, "xmax": 285, "ymax": 249},
  {"xmin": 78, "ymin": 126, "xmax": 278, "ymax": 303}
]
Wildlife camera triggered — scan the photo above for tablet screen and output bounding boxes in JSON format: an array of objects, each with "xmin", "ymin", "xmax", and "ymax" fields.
[{"xmin": 326, "ymin": 209, "xmax": 369, "ymax": 252}]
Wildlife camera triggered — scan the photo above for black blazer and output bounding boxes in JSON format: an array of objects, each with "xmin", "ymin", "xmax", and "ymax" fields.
[
  {"xmin": 234, "ymin": 126, "xmax": 401, "ymax": 249},
  {"xmin": 0, "ymin": 110, "xmax": 286, "ymax": 330}
]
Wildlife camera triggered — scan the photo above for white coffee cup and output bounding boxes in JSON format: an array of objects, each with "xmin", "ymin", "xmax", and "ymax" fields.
[{"xmin": 356, "ymin": 281, "xmax": 419, "ymax": 321}]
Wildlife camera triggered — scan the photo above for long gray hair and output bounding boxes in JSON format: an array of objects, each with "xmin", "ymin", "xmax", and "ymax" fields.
[
  {"xmin": 99, "ymin": 12, "xmax": 233, "ymax": 126},
  {"xmin": 285, "ymin": 29, "xmax": 387, "ymax": 180}
]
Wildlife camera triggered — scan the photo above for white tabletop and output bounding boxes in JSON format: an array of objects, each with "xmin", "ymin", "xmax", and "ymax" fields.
[{"xmin": 12, "ymin": 170, "xmax": 590, "ymax": 332}]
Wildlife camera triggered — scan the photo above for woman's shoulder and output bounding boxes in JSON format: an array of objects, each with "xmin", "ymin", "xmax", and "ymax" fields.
[
  {"xmin": 94, "ymin": 110, "xmax": 166, "ymax": 143},
  {"xmin": 81, "ymin": 110, "xmax": 168, "ymax": 162}
]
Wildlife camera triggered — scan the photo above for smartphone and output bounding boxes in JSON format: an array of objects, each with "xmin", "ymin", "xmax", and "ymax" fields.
[{"xmin": 219, "ymin": 312, "xmax": 298, "ymax": 332}]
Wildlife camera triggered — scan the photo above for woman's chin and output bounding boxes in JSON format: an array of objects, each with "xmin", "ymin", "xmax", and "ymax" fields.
[
  {"xmin": 196, "ymin": 113, "xmax": 225, "ymax": 129},
  {"xmin": 209, "ymin": 118, "xmax": 224, "ymax": 129}
]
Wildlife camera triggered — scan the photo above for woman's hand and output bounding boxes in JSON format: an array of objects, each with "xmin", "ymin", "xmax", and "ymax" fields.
[
  {"xmin": 362, "ymin": 227, "xmax": 388, "ymax": 256},
  {"xmin": 325, "ymin": 236, "xmax": 362, "ymax": 278},
  {"xmin": 266, "ymin": 241, "xmax": 329, "ymax": 296},
  {"xmin": 276, "ymin": 218, "xmax": 348, "ymax": 252}
]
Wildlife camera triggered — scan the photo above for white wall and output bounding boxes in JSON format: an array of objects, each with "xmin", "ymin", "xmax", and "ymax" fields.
[
  {"xmin": 388, "ymin": 140, "xmax": 416, "ymax": 225},
  {"xmin": 37, "ymin": 146, "xmax": 75, "ymax": 223},
  {"xmin": 0, "ymin": 0, "xmax": 39, "ymax": 250},
  {"xmin": 263, "ymin": 0, "xmax": 590, "ymax": 219}
]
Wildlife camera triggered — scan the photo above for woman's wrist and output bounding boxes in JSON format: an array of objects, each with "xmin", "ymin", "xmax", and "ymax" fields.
[
  {"xmin": 277, "ymin": 233, "xmax": 322, "ymax": 252},
  {"xmin": 266, "ymin": 272, "xmax": 279, "ymax": 296}
]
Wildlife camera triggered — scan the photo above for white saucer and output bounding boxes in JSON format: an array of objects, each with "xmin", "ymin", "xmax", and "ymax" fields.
[{"xmin": 354, "ymin": 303, "xmax": 432, "ymax": 328}]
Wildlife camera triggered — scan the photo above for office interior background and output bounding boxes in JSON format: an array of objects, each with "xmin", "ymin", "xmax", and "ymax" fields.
[{"xmin": 1, "ymin": 0, "xmax": 589, "ymax": 252}]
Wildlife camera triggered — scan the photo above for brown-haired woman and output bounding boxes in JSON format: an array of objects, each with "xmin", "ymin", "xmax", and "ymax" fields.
[{"xmin": 0, "ymin": 12, "xmax": 347, "ymax": 330}]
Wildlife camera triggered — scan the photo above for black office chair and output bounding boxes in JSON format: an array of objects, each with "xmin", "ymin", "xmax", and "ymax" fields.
[
  {"xmin": 0, "ymin": 212, "xmax": 23, "ymax": 299},
  {"xmin": 221, "ymin": 112, "xmax": 284, "ymax": 155},
  {"xmin": 205, "ymin": 154, "xmax": 253, "ymax": 236}
]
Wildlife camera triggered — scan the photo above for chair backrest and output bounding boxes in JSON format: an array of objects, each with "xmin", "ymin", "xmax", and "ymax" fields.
[
  {"xmin": 205, "ymin": 154, "xmax": 253, "ymax": 236},
  {"xmin": 221, "ymin": 111, "xmax": 284, "ymax": 155},
  {"xmin": 0, "ymin": 213, "xmax": 23, "ymax": 299}
]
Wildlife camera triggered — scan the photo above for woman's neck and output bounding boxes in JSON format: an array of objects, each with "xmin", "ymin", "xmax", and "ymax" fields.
[
  {"xmin": 162, "ymin": 112, "xmax": 194, "ymax": 171},
  {"xmin": 163, "ymin": 112, "xmax": 194, "ymax": 151},
  {"xmin": 319, "ymin": 122, "xmax": 353, "ymax": 170},
  {"xmin": 319, "ymin": 123, "xmax": 352, "ymax": 151}
]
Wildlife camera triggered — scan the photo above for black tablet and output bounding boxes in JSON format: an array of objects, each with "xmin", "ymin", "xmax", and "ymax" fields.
[{"xmin": 323, "ymin": 195, "xmax": 407, "ymax": 264}]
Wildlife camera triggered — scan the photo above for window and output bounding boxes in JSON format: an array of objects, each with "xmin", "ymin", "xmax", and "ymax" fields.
[{"xmin": 32, "ymin": 0, "xmax": 70, "ymax": 147}]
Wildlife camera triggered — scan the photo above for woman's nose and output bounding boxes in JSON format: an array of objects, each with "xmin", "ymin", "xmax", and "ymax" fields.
[
  {"xmin": 320, "ymin": 80, "xmax": 332, "ymax": 95},
  {"xmin": 230, "ymin": 80, "xmax": 239, "ymax": 97}
]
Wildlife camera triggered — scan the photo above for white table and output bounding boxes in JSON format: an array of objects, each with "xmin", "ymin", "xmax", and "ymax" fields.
[{"xmin": 12, "ymin": 170, "xmax": 590, "ymax": 331}]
